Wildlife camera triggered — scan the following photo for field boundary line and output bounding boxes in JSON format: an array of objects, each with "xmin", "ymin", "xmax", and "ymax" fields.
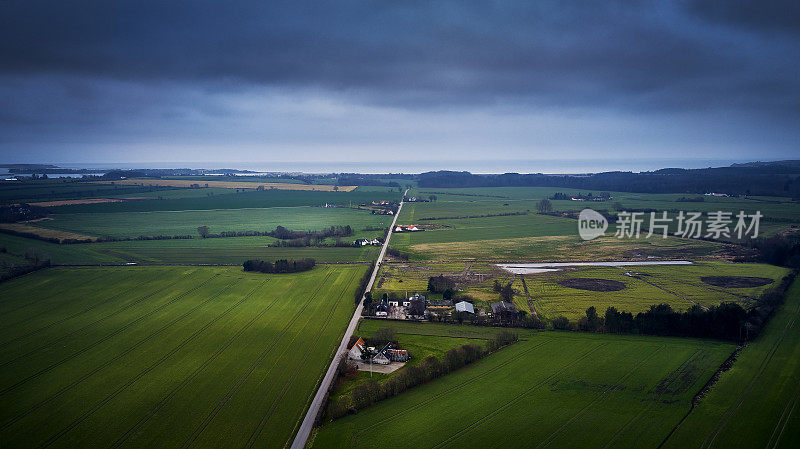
[
  {"xmin": 0, "ymin": 270, "xmax": 203, "ymax": 369},
  {"xmin": 429, "ymin": 342, "xmax": 606, "ymax": 449},
  {"xmin": 109, "ymin": 277, "xmax": 273, "ymax": 448},
  {"xmin": 701, "ymin": 290, "xmax": 800, "ymax": 448},
  {"xmin": 0, "ymin": 274, "xmax": 229, "ymax": 431},
  {"xmin": 34, "ymin": 277, "xmax": 245, "ymax": 449},
  {"xmin": 246, "ymin": 268, "xmax": 364, "ymax": 449},
  {"xmin": 179, "ymin": 271, "xmax": 335, "ymax": 449}
]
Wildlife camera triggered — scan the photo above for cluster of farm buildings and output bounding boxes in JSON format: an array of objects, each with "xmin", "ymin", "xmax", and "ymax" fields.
[
  {"xmin": 347, "ymin": 337, "xmax": 409, "ymax": 365},
  {"xmin": 371, "ymin": 293, "xmax": 519, "ymax": 323}
]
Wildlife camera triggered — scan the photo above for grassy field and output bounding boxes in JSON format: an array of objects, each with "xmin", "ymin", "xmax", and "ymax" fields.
[
  {"xmin": 94, "ymin": 179, "xmax": 357, "ymax": 191},
  {"xmin": 391, "ymin": 187, "xmax": 800, "ymax": 261},
  {"xmin": 47, "ymin": 188, "xmax": 399, "ymax": 214},
  {"xmin": 312, "ymin": 327, "xmax": 735, "ymax": 448},
  {"xmin": 373, "ymin": 261, "xmax": 787, "ymax": 320},
  {"xmin": 0, "ymin": 264, "xmax": 366, "ymax": 448},
  {"xmin": 392, "ymin": 196, "xmax": 729, "ymax": 261},
  {"xmin": 662, "ymin": 278, "xmax": 800, "ymax": 449},
  {"xmin": 0, "ymin": 233, "xmax": 380, "ymax": 265},
  {"xmin": 33, "ymin": 207, "xmax": 392, "ymax": 239}
]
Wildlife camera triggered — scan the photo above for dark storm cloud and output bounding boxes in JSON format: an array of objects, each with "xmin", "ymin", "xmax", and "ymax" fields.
[
  {"xmin": 1, "ymin": 1, "xmax": 797, "ymax": 112},
  {"xmin": 0, "ymin": 1, "xmax": 798, "ymax": 165}
]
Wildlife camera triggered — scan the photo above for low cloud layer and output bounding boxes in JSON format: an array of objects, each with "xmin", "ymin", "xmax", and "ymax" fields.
[{"xmin": 1, "ymin": 1, "xmax": 798, "ymax": 169}]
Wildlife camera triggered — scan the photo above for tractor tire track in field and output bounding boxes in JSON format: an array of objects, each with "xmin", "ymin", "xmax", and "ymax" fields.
[
  {"xmin": 0, "ymin": 270, "xmax": 203, "ymax": 370},
  {"xmin": 35, "ymin": 277, "xmax": 244, "ymax": 449},
  {"xmin": 0, "ymin": 270, "xmax": 111, "ymax": 319},
  {"xmin": 0, "ymin": 271, "xmax": 213, "ymax": 397},
  {"xmin": 667, "ymin": 279, "xmax": 756, "ymax": 302},
  {"xmin": 699, "ymin": 297, "xmax": 800, "ymax": 449},
  {"xmin": 0, "ymin": 275, "xmax": 227, "ymax": 431},
  {"xmin": 429, "ymin": 343, "xmax": 606, "ymax": 449},
  {"xmin": 109, "ymin": 277, "xmax": 274, "ymax": 448},
  {"xmin": 179, "ymin": 271, "xmax": 335, "ymax": 449},
  {"xmin": 245, "ymin": 269, "xmax": 362, "ymax": 449},
  {"xmin": 535, "ymin": 344, "xmax": 667, "ymax": 449},
  {"xmin": 0, "ymin": 272, "xmax": 147, "ymax": 347},
  {"xmin": 521, "ymin": 278, "xmax": 538, "ymax": 318},
  {"xmin": 632, "ymin": 275, "xmax": 708, "ymax": 310},
  {"xmin": 766, "ymin": 377, "xmax": 800, "ymax": 449},
  {"xmin": 350, "ymin": 338, "xmax": 556, "ymax": 446},
  {"xmin": 601, "ymin": 348, "xmax": 703, "ymax": 449}
]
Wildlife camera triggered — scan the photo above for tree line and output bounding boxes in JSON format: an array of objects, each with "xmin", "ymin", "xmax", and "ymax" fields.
[
  {"xmin": 417, "ymin": 164, "xmax": 800, "ymax": 197},
  {"xmin": 242, "ymin": 258, "xmax": 316, "ymax": 274}
]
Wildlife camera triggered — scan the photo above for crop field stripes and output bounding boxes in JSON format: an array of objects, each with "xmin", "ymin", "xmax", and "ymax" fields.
[
  {"xmin": 0, "ymin": 269, "xmax": 111, "ymax": 318},
  {"xmin": 246, "ymin": 268, "xmax": 363, "ymax": 449},
  {"xmin": 0, "ymin": 271, "xmax": 215, "ymax": 396},
  {"xmin": 0, "ymin": 269, "xmax": 202, "ymax": 369},
  {"xmin": 34, "ymin": 277, "xmax": 244, "ymax": 449},
  {"xmin": 0, "ymin": 274, "xmax": 230, "ymax": 432},
  {"xmin": 349, "ymin": 337, "xmax": 556, "ymax": 446},
  {"xmin": 534, "ymin": 344, "xmax": 667, "ymax": 449},
  {"xmin": 108, "ymin": 277, "xmax": 275, "ymax": 448},
  {"xmin": 765, "ymin": 378, "xmax": 800, "ymax": 449},
  {"xmin": 179, "ymin": 271, "xmax": 336, "ymax": 449},
  {"xmin": 630, "ymin": 274, "xmax": 707, "ymax": 310},
  {"xmin": 0, "ymin": 271, "xmax": 146, "ymax": 347},
  {"xmin": 428, "ymin": 342, "xmax": 606, "ymax": 449},
  {"xmin": 600, "ymin": 348, "xmax": 703, "ymax": 449},
  {"xmin": 700, "ymin": 297, "xmax": 800, "ymax": 449}
]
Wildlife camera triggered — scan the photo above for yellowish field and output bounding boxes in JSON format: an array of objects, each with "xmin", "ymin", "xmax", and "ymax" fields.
[
  {"xmin": 0, "ymin": 223, "xmax": 97, "ymax": 242},
  {"xmin": 93, "ymin": 179, "xmax": 357, "ymax": 191},
  {"xmin": 405, "ymin": 234, "xmax": 725, "ymax": 261}
]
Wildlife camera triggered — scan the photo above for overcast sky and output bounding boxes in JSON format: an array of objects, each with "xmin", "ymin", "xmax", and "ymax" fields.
[{"xmin": 0, "ymin": 1, "xmax": 798, "ymax": 172}]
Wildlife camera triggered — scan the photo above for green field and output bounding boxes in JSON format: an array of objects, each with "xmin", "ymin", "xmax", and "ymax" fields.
[
  {"xmin": 662, "ymin": 278, "xmax": 800, "ymax": 448},
  {"xmin": 312, "ymin": 327, "xmax": 735, "ymax": 448},
  {"xmin": 0, "ymin": 264, "xmax": 366, "ymax": 448},
  {"xmin": 0, "ymin": 233, "xmax": 380, "ymax": 265},
  {"xmin": 35, "ymin": 207, "xmax": 392, "ymax": 239}
]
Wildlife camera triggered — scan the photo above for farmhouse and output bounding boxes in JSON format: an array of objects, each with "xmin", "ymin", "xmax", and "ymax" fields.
[
  {"xmin": 388, "ymin": 296, "xmax": 400, "ymax": 307},
  {"xmin": 394, "ymin": 225, "xmax": 422, "ymax": 232},
  {"xmin": 354, "ymin": 238, "xmax": 381, "ymax": 246},
  {"xmin": 455, "ymin": 301, "xmax": 475, "ymax": 314},
  {"xmin": 375, "ymin": 298, "xmax": 389, "ymax": 317},
  {"xmin": 491, "ymin": 301, "xmax": 519, "ymax": 322},
  {"xmin": 348, "ymin": 337, "xmax": 366, "ymax": 360},
  {"xmin": 372, "ymin": 348, "xmax": 391, "ymax": 365}
]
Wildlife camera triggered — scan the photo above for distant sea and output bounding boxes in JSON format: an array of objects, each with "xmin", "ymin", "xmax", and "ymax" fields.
[{"xmin": 46, "ymin": 158, "xmax": 762, "ymax": 175}]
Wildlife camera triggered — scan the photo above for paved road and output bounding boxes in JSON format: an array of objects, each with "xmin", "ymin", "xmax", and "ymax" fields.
[{"xmin": 290, "ymin": 190, "xmax": 407, "ymax": 449}]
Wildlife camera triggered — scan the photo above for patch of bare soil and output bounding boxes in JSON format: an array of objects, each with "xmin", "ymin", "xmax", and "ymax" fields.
[
  {"xmin": 701, "ymin": 276, "xmax": 774, "ymax": 288},
  {"xmin": 558, "ymin": 278, "xmax": 627, "ymax": 292}
]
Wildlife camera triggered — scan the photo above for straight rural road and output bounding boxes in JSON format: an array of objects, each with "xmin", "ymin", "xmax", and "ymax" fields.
[{"xmin": 290, "ymin": 190, "xmax": 407, "ymax": 449}]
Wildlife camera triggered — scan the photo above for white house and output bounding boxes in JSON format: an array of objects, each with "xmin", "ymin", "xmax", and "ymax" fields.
[
  {"xmin": 455, "ymin": 301, "xmax": 475, "ymax": 314},
  {"xmin": 348, "ymin": 337, "xmax": 366, "ymax": 360}
]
